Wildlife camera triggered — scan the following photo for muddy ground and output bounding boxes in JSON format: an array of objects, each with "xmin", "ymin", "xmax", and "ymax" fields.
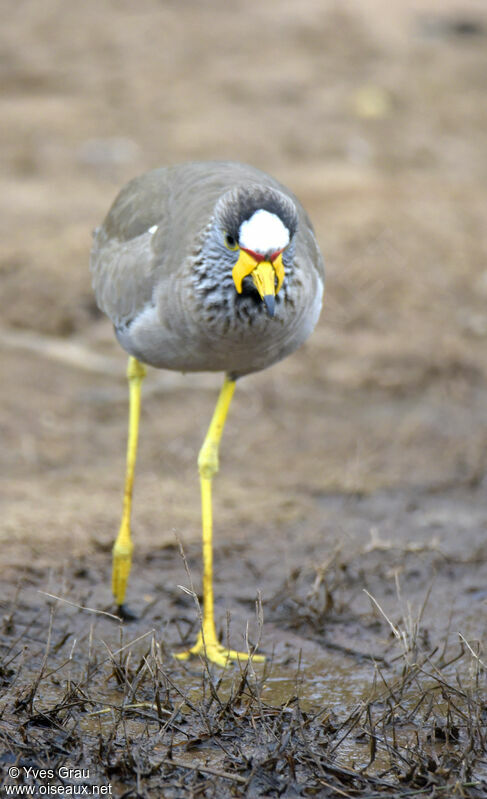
[{"xmin": 1, "ymin": 0, "xmax": 487, "ymax": 796}]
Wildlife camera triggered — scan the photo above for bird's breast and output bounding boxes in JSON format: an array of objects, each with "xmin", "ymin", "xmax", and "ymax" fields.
[{"xmin": 120, "ymin": 255, "xmax": 322, "ymax": 378}]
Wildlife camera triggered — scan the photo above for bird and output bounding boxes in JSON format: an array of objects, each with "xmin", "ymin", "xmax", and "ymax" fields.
[{"xmin": 90, "ymin": 160, "xmax": 324, "ymax": 666}]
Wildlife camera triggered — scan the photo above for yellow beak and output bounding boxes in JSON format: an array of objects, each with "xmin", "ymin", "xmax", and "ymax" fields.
[
  {"xmin": 232, "ymin": 250, "xmax": 285, "ymax": 317},
  {"xmin": 250, "ymin": 261, "xmax": 277, "ymax": 316}
]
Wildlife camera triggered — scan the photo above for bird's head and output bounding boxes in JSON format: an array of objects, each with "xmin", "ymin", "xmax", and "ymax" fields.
[{"xmin": 215, "ymin": 186, "xmax": 298, "ymax": 317}]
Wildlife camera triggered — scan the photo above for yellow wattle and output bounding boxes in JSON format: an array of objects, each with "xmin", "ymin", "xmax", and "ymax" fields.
[
  {"xmin": 232, "ymin": 249, "xmax": 259, "ymax": 293},
  {"xmin": 231, "ymin": 249, "xmax": 285, "ymax": 297}
]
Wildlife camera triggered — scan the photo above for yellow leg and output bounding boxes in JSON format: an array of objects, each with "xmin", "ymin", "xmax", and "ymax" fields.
[
  {"xmin": 112, "ymin": 356, "xmax": 146, "ymax": 609},
  {"xmin": 175, "ymin": 376, "xmax": 265, "ymax": 666}
]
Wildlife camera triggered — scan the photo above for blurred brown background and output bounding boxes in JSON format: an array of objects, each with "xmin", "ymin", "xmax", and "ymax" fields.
[{"xmin": 1, "ymin": 0, "xmax": 487, "ymax": 594}]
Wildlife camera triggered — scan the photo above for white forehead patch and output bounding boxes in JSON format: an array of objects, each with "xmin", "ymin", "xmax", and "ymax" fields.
[
  {"xmin": 238, "ymin": 209, "xmax": 290, "ymax": 254},
  {"xmin": 148, "ymin": 224, "xmax": 158, "ymax": 235}
]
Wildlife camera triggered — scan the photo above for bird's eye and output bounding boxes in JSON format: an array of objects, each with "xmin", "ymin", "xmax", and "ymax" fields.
[{"xmin": 224, "ymin": 233, "xmax": 238, "ymax": 250}]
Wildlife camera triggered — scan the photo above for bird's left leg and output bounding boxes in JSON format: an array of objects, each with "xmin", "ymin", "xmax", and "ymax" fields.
[
  {"xmin": 112, "ymin": 356, "xmax": 146, "ymax": 616},
  {"xmin": 175, "ymin": 375, "xmax": 265, "ymax": 666}
]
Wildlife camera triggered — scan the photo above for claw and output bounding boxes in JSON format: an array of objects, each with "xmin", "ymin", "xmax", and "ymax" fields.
[
  {"xmin": 174, "ymin": 631, "xmax": 265, "ymax": 667},
  {"xmin": 116, "ymin": 603, "xmax": 138, "ymax": 621}
]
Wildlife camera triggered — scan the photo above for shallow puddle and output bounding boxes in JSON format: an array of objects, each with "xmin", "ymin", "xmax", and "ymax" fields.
[{"xmin": 260, "ymin": 656, "xmax": 373, "ymax": 710}]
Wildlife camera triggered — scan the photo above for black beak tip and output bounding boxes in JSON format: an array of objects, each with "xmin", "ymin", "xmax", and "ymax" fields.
[{"xmin": 263, "ymin": 294, "xmax": 275, "ymax": 317}]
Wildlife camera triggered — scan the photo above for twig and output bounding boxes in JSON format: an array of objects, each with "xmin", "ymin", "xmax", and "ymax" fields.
[
  {"xmin": 38, "ymin": 591, "xmax": 122, "ymax": 622},
  {"xmin": 158, "ymin": 757, "xmax": 247, "ymax": 784},
  {"xmin": 458, "ymin": 634, "xmax": 486, "ymax": 670}
]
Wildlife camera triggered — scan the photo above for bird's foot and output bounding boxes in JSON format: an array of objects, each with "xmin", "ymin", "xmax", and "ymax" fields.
[
  {"xmin": 174, "ymin": 630, "xmax": 265, "ymax": 667},
  {"xmin": 116, "ymin": 603, "xmax": 138, "ymax": 621}
]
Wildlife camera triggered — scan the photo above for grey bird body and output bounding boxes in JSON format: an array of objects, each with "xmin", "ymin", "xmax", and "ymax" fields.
[
  {"xmin": 91, "ymin": 160, "xmax": 325, "ymax": 657},
  {"xmin": 91, "ymin": 161, "xmax": 324, "ymax": 378}
]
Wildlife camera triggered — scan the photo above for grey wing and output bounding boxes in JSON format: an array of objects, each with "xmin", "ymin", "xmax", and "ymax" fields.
[
  {"xmin": 90, "ymin": 225, "xmax": 160, "ymax": 328},
  {"xmin": 300, "ymin": 208, "xmax": 325, "ymax": 283},
  {"xmin": 90, "ymin": 169, "xmax": 173, "ymax": 328}
]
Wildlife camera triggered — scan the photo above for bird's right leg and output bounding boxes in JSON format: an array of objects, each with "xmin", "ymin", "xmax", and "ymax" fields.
[
  {"xmin": 175, "ymin": 376, "xmax": 265, "ymax": 666},
  {"xmin": 112, "ymin": 356, "xmax": 146, "ymax": 615}
]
